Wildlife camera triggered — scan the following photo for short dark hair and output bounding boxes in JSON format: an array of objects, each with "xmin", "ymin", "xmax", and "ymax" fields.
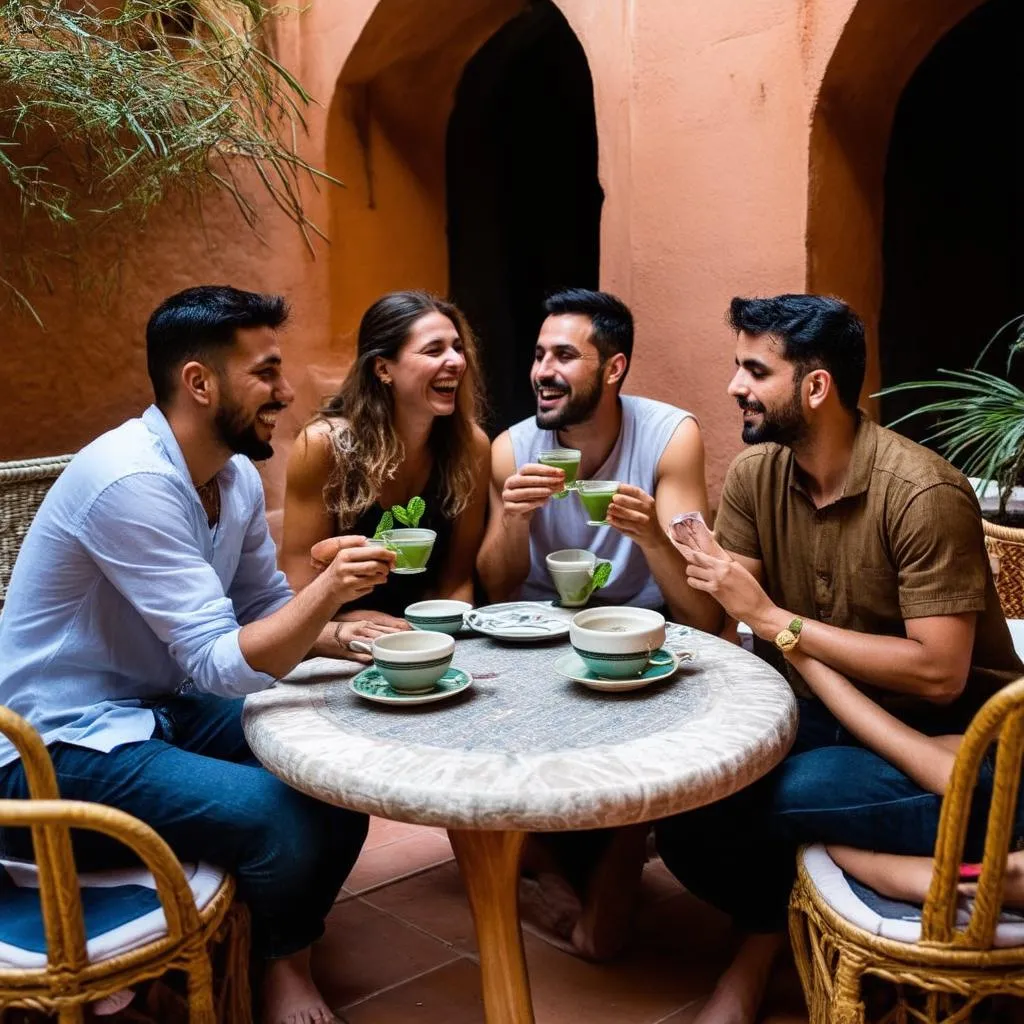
[
  {"xmin": 544, "ymin": 288, "xmax": 634, "ymax": 374},
  {"xmin": 146, "ymin": 285, "xmax": 289, "ymax": 406},
  {"xmin": 728, "ymin": 294, "xmax": 866, "ymax": 410}
]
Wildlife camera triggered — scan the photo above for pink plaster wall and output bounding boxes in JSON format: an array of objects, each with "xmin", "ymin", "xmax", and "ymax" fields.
[{"xmin": 3, "ymin": 0, "xmax": 978, "ymax": 514}]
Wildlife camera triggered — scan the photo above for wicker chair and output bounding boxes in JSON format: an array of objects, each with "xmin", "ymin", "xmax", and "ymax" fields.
[
  {"xmin": 0, "ymin": 456, "xmax": 74, "ymax": 608},
  {"xmin": 0, "ymin": 706, "xmax": 252, "ymax": 1023},
  {"xmin": 984, "ymin": 519, "xmax": 1024, "ymax": 620},
  {"xmin": 789, "ymin": 677, "xmax": 1024, "ymax": 1024}
]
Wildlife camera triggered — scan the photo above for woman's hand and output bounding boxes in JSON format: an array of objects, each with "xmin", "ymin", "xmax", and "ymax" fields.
[{"xmin": 330, "ymin": 615, "xmax": 408, "ymax": 663}]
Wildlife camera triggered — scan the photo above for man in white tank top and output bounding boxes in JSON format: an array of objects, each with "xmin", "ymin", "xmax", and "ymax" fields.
[
  {"xmin": 476, "ymin": 289, "xmax": 721, "ymax": 960},
  {"xmin": 477, "ymin": 288, "xmax": 720, "ymax": 633}
]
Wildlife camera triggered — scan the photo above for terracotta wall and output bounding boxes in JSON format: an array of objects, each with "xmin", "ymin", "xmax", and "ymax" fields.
[{"xmin": 2, "ymin": 0, "xmax": 986, "ymax": 515}]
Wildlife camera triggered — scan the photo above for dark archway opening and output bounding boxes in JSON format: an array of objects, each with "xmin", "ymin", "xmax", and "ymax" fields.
[
  {"xmin": 878, "ymin": 0, "xmax": 1022, "ymax": 439},
  {"xmin": 446, "ymin": 0, "xmax": 603, "ymax": 436}
]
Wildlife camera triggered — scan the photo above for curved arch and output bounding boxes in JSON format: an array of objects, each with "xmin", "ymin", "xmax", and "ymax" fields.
[
  {"xmin": 806, "ymin": 0, "xmax": 987, "ymax": 402},
  {"xmin": 323, "ymin": 0, "xmax": 527, "ymax": 361}
]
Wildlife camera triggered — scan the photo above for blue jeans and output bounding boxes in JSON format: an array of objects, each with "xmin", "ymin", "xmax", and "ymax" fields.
[
  {"xmin": 0, "ymin": 695, "xmax": 368, "ymax": 958},
  {"xmin": 654, "ymin": 699, "xmax": 1020, "ymax": 933}
]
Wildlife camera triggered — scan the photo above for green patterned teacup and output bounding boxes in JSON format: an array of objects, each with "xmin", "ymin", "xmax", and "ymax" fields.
[
  {"xmin": 349, "ymin": 630, "xmax": 454, "ymax": 693},
  {"xmin": 569, "ymin": 607, "xmax": 667, "ymax": 679}
]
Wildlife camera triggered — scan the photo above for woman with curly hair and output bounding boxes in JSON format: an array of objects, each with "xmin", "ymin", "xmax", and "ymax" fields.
[{"xmin": 281, "ymin": 291, "xmax": 490, "ymax": 659}]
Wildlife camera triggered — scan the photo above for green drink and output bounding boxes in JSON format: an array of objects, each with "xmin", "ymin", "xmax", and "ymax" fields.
[
  {"xmin": 576, "ymin": 480, "xmax": 619, "ymax": 526},
  {"xmin": 538, "ymin": 447, "xmax": 581, "ymax": 499},
  {"xmin": 382, "ymin": 528, "xmax": 437, "ymax": 575}
]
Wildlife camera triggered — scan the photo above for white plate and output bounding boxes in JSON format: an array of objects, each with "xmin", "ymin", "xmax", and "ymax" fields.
[
  {"xmin": 464, "ymin": 602, "xmax": 571, "ymax": 641},
  {"xmin": 350, "ymin": 667, "xmax": 473, "ymax": 705},
  {"xmin": 552, "ymin": 648, "xmax": 688, "ymax": 692}
]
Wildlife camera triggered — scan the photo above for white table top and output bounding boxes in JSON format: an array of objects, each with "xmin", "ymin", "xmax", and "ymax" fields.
[{"xmin": 243, "ymin": 612, "xmax": 797, "ymax": 831}]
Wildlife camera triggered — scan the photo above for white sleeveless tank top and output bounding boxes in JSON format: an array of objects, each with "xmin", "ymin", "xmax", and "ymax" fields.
[{"xmin": 509, "ymin": 396, "xmax": 692, "ymax": 609}]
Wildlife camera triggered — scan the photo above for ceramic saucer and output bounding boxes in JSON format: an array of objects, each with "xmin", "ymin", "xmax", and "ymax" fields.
[
  {"xmin": 465, "ymin": 602, "xmax": 571, "ymax": 641},
  {"xmin": 350, "ymin": 667, "xmax": 473, "ymax": 705},
  {"xmin": 552, "ymin": 647, "xmax": 689, "ymax": 692}
]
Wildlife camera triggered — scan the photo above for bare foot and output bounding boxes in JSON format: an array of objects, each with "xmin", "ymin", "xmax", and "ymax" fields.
[
  {"xmin": 690, "ymin": 932, "xmax": 786, "ymax": 1024},
  {"xmin": 263, "ymin": 948, "xmax": 339, "ymax": 1024},
  {"xmin": 571, "ymin": 823, "xmax": 648, "ymax": 961},
  {"xmin": 519, "ymin": 871, "xmax": 583, "ymax": 949}
]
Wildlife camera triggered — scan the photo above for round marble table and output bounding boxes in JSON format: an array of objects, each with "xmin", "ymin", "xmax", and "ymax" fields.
[{"xmin": 243, "ymin": 611, "xmax": 796, "ymax": 1024}]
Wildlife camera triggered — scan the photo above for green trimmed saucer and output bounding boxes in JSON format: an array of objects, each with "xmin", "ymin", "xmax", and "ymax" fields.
[
  {"xmin": 552, "ymin": 648, "xmax": 690, "ymax": 692},
  {"xmin": 350, "ymin": 666, "xmax": 473, "ymax": 706}
]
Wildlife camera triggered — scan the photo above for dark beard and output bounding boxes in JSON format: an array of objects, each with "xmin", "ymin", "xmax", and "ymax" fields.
[
  {"xmin": 535, "ymin": 368, "xmax": 604, "ymax": 430},
  {"xmin": 215, "ymin": 400, "xmax": 276, "ymax": 461},
  {"xmin": 738, "ymin": 390, "xmax": 806, "ymax": 447}
]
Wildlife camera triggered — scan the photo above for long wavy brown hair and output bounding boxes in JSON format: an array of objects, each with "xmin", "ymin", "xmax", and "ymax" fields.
[{"xmin": 319, "ymin": 291, "xmax": 485, "ymax": 529}]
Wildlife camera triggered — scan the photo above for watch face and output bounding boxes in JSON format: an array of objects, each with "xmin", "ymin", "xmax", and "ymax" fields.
[{"xmin": 775, "ymin": 628, "xmax": 796, "ymax": 651}]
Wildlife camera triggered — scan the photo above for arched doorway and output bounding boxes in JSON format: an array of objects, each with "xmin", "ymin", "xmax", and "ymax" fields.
[
  {"xmin": 806, "ymin": 0, "xmax": 989, "ymax": 405},
  {"xmin": 878, "ymin": 0, "xmax": 1022, "ymax": 437},
  {"xmin": 446, "ymin": 0, "xmax": 603, "ymax": 435}
]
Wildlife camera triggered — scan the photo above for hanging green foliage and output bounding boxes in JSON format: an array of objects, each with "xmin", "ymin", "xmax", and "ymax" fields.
[{"xmin": 0, "ymin": 0, "xmax": 338, "ymax": 320}]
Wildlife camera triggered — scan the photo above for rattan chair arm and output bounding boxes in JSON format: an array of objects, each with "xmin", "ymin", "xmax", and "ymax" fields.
[
  {"xmin": 922, "ymin": 676, "xmax": 1024, "ymax": 946},
  {"xmin": 0, "ymin": 707, "xmax": 61, "ymax": 800},
  {"xmin": 0, "ymin": 800, "xmax": 204, "ymax": 953},
  {"xmin": 0, "ymin": 708, "xmax": 87, "ymax": 971}
]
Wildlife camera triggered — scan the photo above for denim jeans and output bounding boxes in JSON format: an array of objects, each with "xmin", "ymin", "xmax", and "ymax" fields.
[
  {"xmin": 654, "ymin": 698, "xmax": 1021, "ymax": 933},
  {"xmin": 0, "ymin": 694, "xmax": 369, "ymax": 958}
]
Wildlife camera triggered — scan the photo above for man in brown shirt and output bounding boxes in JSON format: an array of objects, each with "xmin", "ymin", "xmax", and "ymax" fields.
[{"xmin": 654, "ymin": 294, "xmax": 1022, "ymax": 1024}]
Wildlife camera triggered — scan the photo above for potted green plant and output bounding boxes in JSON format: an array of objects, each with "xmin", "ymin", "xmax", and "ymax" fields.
[{"xmin": 876, "ymin": 313, "xmax": 1024, "ymax": 616}]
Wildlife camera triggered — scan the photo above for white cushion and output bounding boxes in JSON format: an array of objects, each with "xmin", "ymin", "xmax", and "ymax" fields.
[
  {"xmin": 801, "ymin": 844, "xmax": 1024, "ymax": 947},
  {"xmin": 1006, "ymin": 619, "xmax": 1024, "ymax": 661}
]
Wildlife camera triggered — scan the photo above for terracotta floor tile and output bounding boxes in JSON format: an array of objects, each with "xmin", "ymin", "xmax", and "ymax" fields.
[
  {"xmin": 362, "ymin": 815, "xmax": 434, "ymax": 851},
  {"xmin": 632, "ymin": 891, "xmax": 733, "ymax": 961},
  {"xmin": 652, "ymin": 965, "xmax": 808, "ymax": 1023},
  {"xmin": 363, "ymin": 860, "xmax": 479, "ymax": 955},
  {"xmin": 341, "ymin": 958, "xmax": 485, "ymax": 1024},
  {"xmin": 312, "ymin": 897, "xmax": 460, "ymax": 1010},
  {"xmin": 341, "ymin": 830, "xmax": 454, "ymax": 896},
  {"xmin": 521, "ymin": 930, "xmax": 714, "ymax": 1023}
]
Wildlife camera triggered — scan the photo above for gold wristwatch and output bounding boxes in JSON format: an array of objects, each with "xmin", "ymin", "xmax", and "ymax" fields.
[{"xmin": 773, "ymin": 617, "xmax": 804, "ymax": 653}]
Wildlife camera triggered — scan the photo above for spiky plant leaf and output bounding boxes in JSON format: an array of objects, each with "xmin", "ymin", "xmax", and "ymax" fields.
[{"xmin": 592, "ymin": 561, "xmax": 612, "ymax": 590}]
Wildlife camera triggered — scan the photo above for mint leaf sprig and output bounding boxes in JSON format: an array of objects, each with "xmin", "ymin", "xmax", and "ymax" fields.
[
  {"xmin": 393, "ymin": 496, "xmax": 426, "ymax": 527},
  {"xmin": 372, "ymin": 496, "xmax": 426, "ymax": 539},
  {"xmin": 372, "ymin": 510, "xmax": 394, "ymax": 540}
]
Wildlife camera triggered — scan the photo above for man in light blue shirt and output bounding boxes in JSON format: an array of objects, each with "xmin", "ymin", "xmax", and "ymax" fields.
[{"xmin": 0, "ymin": 285, "xmax": 395, "ymax": 1024}]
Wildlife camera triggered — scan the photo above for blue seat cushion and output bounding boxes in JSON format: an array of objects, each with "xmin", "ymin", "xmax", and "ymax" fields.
[{"xmin": 0, "ymin": 862, "xmax": 160, "ymax": 954}]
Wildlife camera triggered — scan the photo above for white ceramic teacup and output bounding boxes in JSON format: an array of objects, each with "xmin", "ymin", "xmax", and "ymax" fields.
[
  {"xmin": 404, "ymin": 599, "xmax": 472, "ymax": 635},
  {"xmin": 546, "ymin": 549, "xmax": 600, "ymax": 607},
  {"xmin": 569, "ymin": 607, "xmax": 668, "ymax": 679},
  {"xmin": 348, "ymin": 630, "xmax": 455, "ymax": 693}
]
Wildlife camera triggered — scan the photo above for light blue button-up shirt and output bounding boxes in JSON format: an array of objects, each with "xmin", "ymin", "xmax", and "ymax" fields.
[{"xmin": 0, "ymin": 406, "xmax": 292, "ymax": 766}]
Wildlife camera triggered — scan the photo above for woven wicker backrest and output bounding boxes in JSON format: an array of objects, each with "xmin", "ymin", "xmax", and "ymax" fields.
[
  {"xmin": 922, "ymin": 676, "xmax": 1024, "ymax": 948},
  {"xmin": 0, "ymin": 455, "xmax": 74, "ymax": 605}
]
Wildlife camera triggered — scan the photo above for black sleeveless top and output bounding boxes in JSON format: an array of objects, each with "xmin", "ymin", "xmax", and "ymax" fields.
[{"xmin": 340, "ymin": 466, "xmax": 454, "ymax": 619}]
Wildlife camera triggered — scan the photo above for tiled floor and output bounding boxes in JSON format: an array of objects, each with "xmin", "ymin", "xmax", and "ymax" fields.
[{"xmin": 315, "ymin": 817, "xmax": 809, "ymax": 1024}]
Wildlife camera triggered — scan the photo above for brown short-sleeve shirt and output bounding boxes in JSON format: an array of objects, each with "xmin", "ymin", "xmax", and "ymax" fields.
[{"xmin": 715, "ymin": 414, "xmax": 1022, "ymax": 727}]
